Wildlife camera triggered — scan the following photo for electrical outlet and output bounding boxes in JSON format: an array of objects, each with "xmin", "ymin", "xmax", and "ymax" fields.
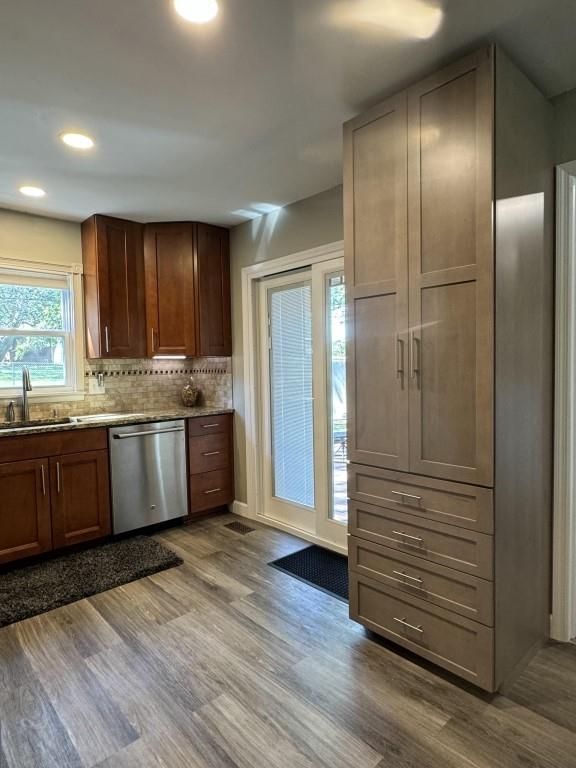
[{"xmin": 88, "ymin": 375, "xmax": 105, "ymax": 395}]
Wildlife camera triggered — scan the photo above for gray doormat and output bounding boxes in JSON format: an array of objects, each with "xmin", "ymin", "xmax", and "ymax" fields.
[{"xmin": 0, "ymin": 536, "xmax": 183, "ymax": 628}]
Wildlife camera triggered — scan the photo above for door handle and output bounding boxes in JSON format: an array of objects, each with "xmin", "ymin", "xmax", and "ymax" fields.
[
  {"xmin": 151, "ymin": 327, "xmax": 156, "ymax": 353},
  {"xmin": 396, "ymin": 335, "xmax": 404, "ymax": 379},
  {"xmin": 41, "ymin": 465, "xmax": 46, "ymax": 496},
  {"xmin": 56, "ymin": 462, "xmax": 61, "ymax": 494},
  {"xmin": 113, "ymin": 427, "xmax": 185, "ymax": 439},
  {"xmin": 410, "ymin": 331, "xmax": 420, "ymax": 379},
  {"xmin": 104, "ymin": 325, "xmax": 110, "ymax": 354}
]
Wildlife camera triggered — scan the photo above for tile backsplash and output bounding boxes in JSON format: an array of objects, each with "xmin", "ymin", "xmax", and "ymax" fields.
[{"xmin": 9, "ymin": 357, "xmax": 232, "ymax": 421}]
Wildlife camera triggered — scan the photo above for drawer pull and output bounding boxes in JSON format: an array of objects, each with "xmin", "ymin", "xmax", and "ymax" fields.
[
  {"xmin": 392, "ymin": 530, "xmax": 424, "ymax": 546},
  {"xmin": 393, "ymin": 616, "xmax": 424, "ymax": 634},
  {"xmin": 391, "ymin": 491, "xmax": 422, "ymax": 505},
  {"xmin": 204, "ymin": 488, "xmax": 222, "ymax": 494},
  {"xmin": 202, "ymin": 451, "xmax": 221, "ymax": 456},
  {"xmin": 202, "ymin": 423, "xmax": 219, "ymax": 429},
  {"xmin": 392, "ymin": 570, "xmax": 423, "ymax": 586}
]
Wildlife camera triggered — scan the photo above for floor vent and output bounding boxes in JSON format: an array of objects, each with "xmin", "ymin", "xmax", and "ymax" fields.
[{"xmin": 225, "ymin": 521, "xmax": 255, "ymax": 535}]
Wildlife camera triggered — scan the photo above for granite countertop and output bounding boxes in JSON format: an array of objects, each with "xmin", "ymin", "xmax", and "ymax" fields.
[{"xmin": 0, "ymin": 406, "xmax": 234, "ymax": 438}]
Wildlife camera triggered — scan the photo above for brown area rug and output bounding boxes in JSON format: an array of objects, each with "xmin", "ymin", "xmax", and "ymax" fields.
[{"xmin": 0, "ymin": 536, "xmax": 183, "ymax": 628}]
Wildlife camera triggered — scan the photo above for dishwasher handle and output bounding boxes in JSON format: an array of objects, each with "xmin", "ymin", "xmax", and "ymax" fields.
[{"xmin": 112, "ymin": 426, "xmax": 185, "ymax": 439}]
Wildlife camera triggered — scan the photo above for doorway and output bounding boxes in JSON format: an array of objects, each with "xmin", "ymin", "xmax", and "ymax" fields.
[{"xmin": 256, "ymin": 256, "xmax": 347, "ymax": 550}]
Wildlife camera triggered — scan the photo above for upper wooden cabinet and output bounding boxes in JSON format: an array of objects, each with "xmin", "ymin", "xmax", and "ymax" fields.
[
  {"xmin": 195, "ymin": 224, "xmax": 232, "ymax": 356},
  {"xmin": 82, "ymin": 215, "xmax": 146, "ymax": 359},
  {"xmin": 345, "ymin": 48, "xmax": 493, "ymax": 486},
  {"xmin": 144, "ymin": 222, "xmax": 197, "ymax": 357},
  {"xmin": 82, "ymin": 217, "xmax": 232, "ymax": 359}
]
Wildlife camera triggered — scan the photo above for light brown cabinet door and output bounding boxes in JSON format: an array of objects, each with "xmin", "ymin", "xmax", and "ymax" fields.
[
  {"xmin": 0, "ymin": 459, "xmax": 51, "ymax": 564},
  {"xmin": 50, "ymin": 450, "xmax": 111, "ymax": 549},
  {"xmin": 82, "ymin": 215, "xmax": 146, "ymax": 359},
  {"xmin": 344, "ymin": 92, "xmax": 410, "ymax": 471},
  {"xmin": 407, "ymin": 48, "xmax": 494, "ymax": 486},
  {"xmin": 195, "ymin": 224, "xmax": 232, "ymax": 356},
  {"xmin": 144, "ymin": 223, "xmax": 197, "ymax": 357}
]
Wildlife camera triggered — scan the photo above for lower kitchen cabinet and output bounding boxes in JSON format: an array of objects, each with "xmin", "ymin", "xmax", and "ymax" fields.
[
  {"xmin": 0, "ymin": 429, "xmax": 111, "ymax": 564},
  {"xmin": 50, "ymin": 450, "xmax": 111, "ymax": 549},
  {"xmin": 188, "ymin": 413, "xmax": 234, "ymax": 517},
  {"xmin": 0, "ymin": 459, "xmax": 51, "ymax": 564}
]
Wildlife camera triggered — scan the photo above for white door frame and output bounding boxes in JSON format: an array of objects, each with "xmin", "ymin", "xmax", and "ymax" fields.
[
  {"xmin": 552, "ymin": 162, "xmax": 576, "ymax": 642},
  {"xmin": 240, "ymin": 240, "xmax": 346, "ymax": 553}
]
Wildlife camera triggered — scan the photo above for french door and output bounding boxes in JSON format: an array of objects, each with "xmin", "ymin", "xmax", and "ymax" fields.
[{"xmin": 258, "ymin": 258, "xmax": 347, "ymax": 550}]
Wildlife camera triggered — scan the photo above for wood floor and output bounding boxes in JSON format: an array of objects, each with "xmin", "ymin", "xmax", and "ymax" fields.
[{"xmin": 1, "ymin": 513, "xmax": 576, "ymax": 768}]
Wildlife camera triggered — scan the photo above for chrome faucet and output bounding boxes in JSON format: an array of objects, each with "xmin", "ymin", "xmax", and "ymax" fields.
[{"xmin": 22, "ymin": 367, "xmax": 32, "ymax": 422}]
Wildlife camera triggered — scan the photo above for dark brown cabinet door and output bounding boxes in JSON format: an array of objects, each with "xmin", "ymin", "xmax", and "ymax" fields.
[
  {"xmin": 407, "ymin": 48, "xmax": 494, "ymax": 486},
  {"xmin": 344, "ymin": 92, "xmax": 410, "ymax": 471},
  {"xmin": 0, "ymin": 459, "xmax": 51, "ymax": 564},
  {"xmin": 144, "ymin": 223, "xmax": 197, "ymax": 357},
  {"xmin": 50, "ymin": 450, "xmax": 111, "ymax": 549},
  {"xmin": 195, "ymin": 224, "xmax": 232, "ymax": 356},
  {"xmin": 82, "ymin": 215, "xmax": 146, "ymax": 358}
]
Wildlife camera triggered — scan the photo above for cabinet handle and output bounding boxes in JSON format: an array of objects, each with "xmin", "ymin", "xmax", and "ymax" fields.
[
  {"xmin": 390, "ymin": 490, "xmax": 422, "ymax": 505},
  {"xmin": 151, "ymin": 328, "xmax": 156, "ymax": 353},
  {"xmin": 56, "ymin": 462, "xmax": 61, "ymax": 494},
  {"xmin": 410, "ymin": 331, "xmax": 420, "ymax": 379},
  {"xmin": 393, "ymin": 617, "xmax": 424, "ymax": 634},
  {"xmin": 104, "ymin": 326, "xmax": 110, "ymax": 354},
  {"xmin": 202, "ymin": 423, "xmax": 219, "ymax": 429},
  {"xmin": 204, "ymin": 488, "xmax": 222, "ymax": 495},
  {"xmin": 396, "ymin": 336, "xmax": 404, "ymax": 378},
  {"xmin": 392, "ymin": 530, "xmax": 424, "ymax": 546},
  {"xmin": 202, "ymin": 451, "xmax": 221, "ymax": 456},
  {"xmin": 41, "ymin": 465, "xmax": 46, "ymax": 496},
  {"xmin": 392, "ymin": 570, "xmax": 423, "ymax": 585}
]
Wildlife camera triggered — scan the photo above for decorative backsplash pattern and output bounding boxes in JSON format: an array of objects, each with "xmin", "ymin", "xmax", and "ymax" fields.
[{"xmin": 13, "ymin": 357, "xmax": 232, "ymax": 421}]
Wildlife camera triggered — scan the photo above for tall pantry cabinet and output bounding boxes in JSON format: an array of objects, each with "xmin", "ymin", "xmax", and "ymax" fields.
[{"xmin": 345, "ymin": 47, "xmax": 554, "ymax": 691}]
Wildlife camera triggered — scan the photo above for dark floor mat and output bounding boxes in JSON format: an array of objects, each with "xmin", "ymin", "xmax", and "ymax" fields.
[
  {"xmin": 0, "ymin": 536, "xmax": 183, "ymax": 628},
  {"xmin": 269, "ymin": 545, "xmax": 348, "ymax": 602}
]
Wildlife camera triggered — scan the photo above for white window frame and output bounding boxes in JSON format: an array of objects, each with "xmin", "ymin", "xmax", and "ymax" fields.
[{"xmin": 0, "ymin": 258, "xmax": 85, "ymax": 403}]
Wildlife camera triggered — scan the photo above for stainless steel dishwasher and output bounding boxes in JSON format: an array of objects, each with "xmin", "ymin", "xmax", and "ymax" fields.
[{"xmin": 109, "ymin": 420, "xmax": 188, "ymax": 534}]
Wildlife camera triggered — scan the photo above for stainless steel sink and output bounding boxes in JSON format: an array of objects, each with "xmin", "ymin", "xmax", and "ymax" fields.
[
  {"xmin": 70, "ymin": 413, "xmax": 147, "ymax": 423},
  {"xmin": 0, "ymin": 417, "xmax": 73, "ymax": 432}
]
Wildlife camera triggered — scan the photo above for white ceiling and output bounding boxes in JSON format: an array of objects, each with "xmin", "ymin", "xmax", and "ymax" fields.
[{"xmin": 1, "ymin": 0, "xmax": 575, "ymax": 226}]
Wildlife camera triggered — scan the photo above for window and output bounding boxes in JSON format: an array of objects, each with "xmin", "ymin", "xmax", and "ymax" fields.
[{"xmin": 0, "ymin": 267, "xmax": 80, "ymax": 396}]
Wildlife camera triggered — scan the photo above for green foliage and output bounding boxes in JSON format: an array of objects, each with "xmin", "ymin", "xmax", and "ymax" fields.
[{"xmin": 0, "ymin": 285, "xmax": 63, "ymax": 363}]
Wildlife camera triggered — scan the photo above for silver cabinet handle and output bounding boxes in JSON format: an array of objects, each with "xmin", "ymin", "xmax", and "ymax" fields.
[
  {"xmin": 56, "ymin": 462, "xmax": 61, "ymax": 494},
  {"xmin": 396, "ymin": 335, "xmax": 404, "ymax": 378},
  {"xmin": 202, "ymin": 451, "xmax": 221, "ymax": 456},
  {"xmin": 393, "ymin": 617, "xmax": 424, "ymax": 633},
  {"xmin": 41, "ymin": 464, "xmax": 46, "ymax": 496},
  {"xmin": 113, "ymin": 427, "xmax": 185, "ymax": 439},
  {"xmin": 391, "ymin": 490, "xmax": 422, "ymax": 505},
  {"xmin": 104, "ymin": 325, "xmax": 110, "ymax": 354},
  {"xmin": 151, "ymin": 327, "xmax": 156, "ymax": 353},
  {"xmin": 392, "ymin": 530, "xmax": 424, "ymax": 546},
  {"xmin": 410, "ymin": 331, "xmax": 420, "ymax": 379},
  {"xmin": 201, "ymin": 423, "xmax": 219, "ymax": 429},
  {"xmin": 392, "ymin": 570, "xmax": 423, "ymax": 585},
  {"xmin": 204, "ymin": 488, "xmax": 222, "ymax": 494}
]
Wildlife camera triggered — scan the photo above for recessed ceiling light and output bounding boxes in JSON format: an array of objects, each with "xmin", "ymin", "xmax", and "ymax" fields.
[
  {"xmin": 173, "ymin": 0, "xmax": 218, "ymax": 24},
  {"xmin": 60, "ymin": 132, "xmax": 95, "ymax": 150},
  {"xmin": 19, "ymin": 185, "xmax": 46, "ymax": 198}
]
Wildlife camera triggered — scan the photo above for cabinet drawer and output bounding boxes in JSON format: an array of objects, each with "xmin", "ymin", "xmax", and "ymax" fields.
[
  {"xmin": 190, "ymin": 468, "xmax": 233, "ymax": 513},
  {"xmin": 349, "ymin": 573, "xmax": 494, "ymax": 690},
  {"xmin": 349, "ymin": 535, "xmax": 493, "ymax": 625},
  {"xmin": 189, "ymin": 432, "xmax": 231, "ymax": 474},
  {"xmin": 188, "ymin": 414, "xmax": 231, "ymax": 437},
  {"xmin": 0, "ymin": 428, "xmax": 108, "ymax": 464},
  {"xmin": 349, "ymin": 500, "xmax": 493, "ymax": 579},
  {"xmin": 348, "ymin": 463, "xmax": 493, "ymax": 534}
]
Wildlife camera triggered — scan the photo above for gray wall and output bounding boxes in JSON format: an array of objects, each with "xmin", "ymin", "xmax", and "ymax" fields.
[
  {"xmin": 229, "ymin": 184, "xmax": 343, "ymax": 504},
  {"xmin": 553, "ymin": 87, "xmax": 576, "ymax": 165}
]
